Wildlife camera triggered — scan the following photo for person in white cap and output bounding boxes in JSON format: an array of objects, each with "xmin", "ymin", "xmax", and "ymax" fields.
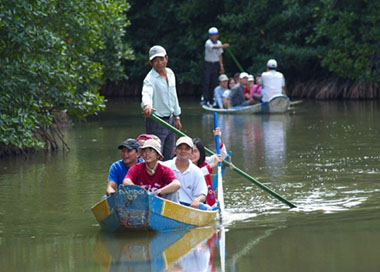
[
  {"xmin": 201, "ymin": 27, "xmax": 230, "ymax": 106},
  {"xmin": 161, "ymin": 136, "xmax": 207, "ymax": 209},
  {"xmin": 259, "ymin": 59, "xmax": 287, "ymax": 102},
  {"xmin": 227, "ymin": 72, "xmax": 249, "ymax": 108},
  {"xmin": 123, "ymin": 139, "xmax": 181, "ymax": 202},
  {"xmin": 141, "ymin": 45, "xmax": 182, "ymax": 161},
  {"xmin": 213, "ymin": 74, "xmax": 229, "ymax": 109}
]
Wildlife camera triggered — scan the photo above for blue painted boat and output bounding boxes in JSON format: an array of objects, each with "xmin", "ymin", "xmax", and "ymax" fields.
[
  {"xmin": 202, "ymin": 94, "xmax": 291, "ymax": 114},
  {"xmin": 91, "ymin": 185, "xmax": 218, "ymax": 232}
]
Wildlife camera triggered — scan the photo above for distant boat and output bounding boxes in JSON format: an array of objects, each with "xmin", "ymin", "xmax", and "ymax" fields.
[
  {"xmin": 91, "ymin": 185, "xmax": 218, "ymax": 232},
  {"xmin": 202, "ymin": 94, "xmax": 293, "ymax": 114}
]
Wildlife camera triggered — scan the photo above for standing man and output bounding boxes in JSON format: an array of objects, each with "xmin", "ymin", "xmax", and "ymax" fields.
[
  {"xmin": 161, "ymin": 137, "xmax": 207, "ymax": 209},
  {"xmin": 260, "ymin": 59, "xmax": 287, "ymax": 102},
  {"xmin": 105, "ymin": 138, "xmax": 140, "ymax": 196},
  {"xmin": 202, "ymin": 27, "xmax": 229, "ymax": 106},
  {"xmin": 142, "ymin": 45, "xmax": 182, "ymax": 161}
]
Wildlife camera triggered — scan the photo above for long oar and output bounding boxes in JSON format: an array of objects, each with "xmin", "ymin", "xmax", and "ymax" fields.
[
  {"xmin": 213, "ymin": 112, "xmax": 224, "ymax": 220},
  {"xmin": 227, "ymin": 47, "xmax": 244, "ymax": 73},
  {"xmin": 150, "ymin": 114, "xmax": 297, "ymax": 208}
]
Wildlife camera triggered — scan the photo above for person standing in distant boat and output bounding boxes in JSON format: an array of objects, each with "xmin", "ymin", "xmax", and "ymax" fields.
[
  {"xmin": 260, "ymin": 59, "xmax": 287, "ymax": 102},
  {"xmin": 201, "ymin": 27, "xmax": 229, "ymax": 106},
  {"xmin": 141, "ymin": 45, "xmax": 182, "ymax": 161}
]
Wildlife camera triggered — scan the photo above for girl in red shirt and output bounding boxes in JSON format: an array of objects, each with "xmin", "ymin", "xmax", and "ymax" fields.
[{"xmin": 191, "ymin": 129, "xmax": 227, "ymax": 206}]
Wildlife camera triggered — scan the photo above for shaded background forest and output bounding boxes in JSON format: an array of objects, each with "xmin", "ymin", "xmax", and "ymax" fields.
[
  {"xmin": 103, "ymin": 0, "xmax": 380, "ymax": 100},
  {"xmin": 1, "ymin": 0, "xmax": 380, "ymax": 154}
]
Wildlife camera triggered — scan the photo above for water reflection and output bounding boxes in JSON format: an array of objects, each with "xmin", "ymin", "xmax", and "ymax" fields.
[
  {"xmin": 93, "ymin": 227, "xmax": 217, "ymax": 271},
  {"xmin": 202, "ymin": 113, "xmax": 291, "ymax": 178}
]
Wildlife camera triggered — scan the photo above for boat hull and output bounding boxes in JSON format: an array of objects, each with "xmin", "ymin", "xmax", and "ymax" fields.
[
  {"xmin": 202, "ymin": 94, "xmax": 291, "ymax": 114},
  {"xmin": 92, "ymin": 185, "xmax": 218, "ymax": 232}
]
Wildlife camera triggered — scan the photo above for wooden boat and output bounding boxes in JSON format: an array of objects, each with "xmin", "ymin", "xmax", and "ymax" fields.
[
  {"xmin": 91, "ymin": 185, "xmax": 218, "ymax": 232},
  {"xmin": 93, "ymin": 227, "xmax": 217, "ymax": 271},
  {"xmin": 202, "ymin": 94, "xmax": 291, "ymax": 114}
]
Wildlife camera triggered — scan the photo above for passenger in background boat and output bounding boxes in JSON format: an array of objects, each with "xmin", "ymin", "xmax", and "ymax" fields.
[
  {"xmin": 244, "ymin": 75, "xmax": 254, "ymax": 100},
  {"xmin": 223, "ymin": 77, "xmax": 235, "ymax": 108},
  {"xmin": 228, "ymin": 72, "xmax": 250, "ymax": 108},
  {"xmin": 201, "ymin": 27, "xmax": 230, "ymax": 106},
  {"xmin": 191, "ymin": 128, "xmax": 227, "ymax": 207},
  {"xmin": 141, "ymin": 45, "xmax": 182, "ymax": 161},
  {"xmin": 161, "ymin": 137, "xmax": 207, "ymax": 209},
  {"xmin": 213, "ymin": 74, "xmax": 229, "ymax": 109},
  {"xmin": 250, "ymin": 74, "xmax": 262, "ymax": 103},
  {"xmin": 123, "ymin": 139, "xmax": 181, "ymax": 202},
  {"xmin": 233, "ymin": 72, "xmax": 240, "ymax": 85},
  {"xmin": 260, "ymin": 59, "xmax": 287, "ymax": 102},
  {"xmin": 105, "ymin": 139, "xmax": 141, "ymax": 196}
]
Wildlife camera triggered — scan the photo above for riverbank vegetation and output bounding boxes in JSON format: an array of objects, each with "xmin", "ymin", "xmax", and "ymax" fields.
[
  {"xmin": 0, "ymin": 0, "xmax": 132, "ymax": 156},
  {"xmin": 2, "ymin": 0, "xmax": 379, "ymax": 155}
]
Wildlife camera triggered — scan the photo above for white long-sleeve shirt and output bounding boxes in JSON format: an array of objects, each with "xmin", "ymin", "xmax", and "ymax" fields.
[{"xmin": 141, "ymin": 67, "xmax": 181, "ymax": 117}]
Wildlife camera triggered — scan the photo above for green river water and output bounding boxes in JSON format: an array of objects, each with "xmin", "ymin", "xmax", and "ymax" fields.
[{"xmin": 1, "ymin": 98, "xmax": 379, "ymax": 271}]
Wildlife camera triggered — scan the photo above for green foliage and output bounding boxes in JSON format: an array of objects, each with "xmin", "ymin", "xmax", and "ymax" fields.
[
  {"xmin": 124, "ymin": 0, "xmax": 379, "ymax": 89},
  {"xmin": 0, "ymin": 0, "xmax": 132, "ymax": 153},
  {"xmin": 309, "ymin": 0, "xmax": 380, "ymax": 83},
  {"xmin": 125, "ymin": 0, "xmax": 224, "ymax": 84}
]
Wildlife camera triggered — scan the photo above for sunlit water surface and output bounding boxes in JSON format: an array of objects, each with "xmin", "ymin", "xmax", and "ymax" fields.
[{"xmin": 1, "ymin": 98, "xmax": 380, "ymax": 271}]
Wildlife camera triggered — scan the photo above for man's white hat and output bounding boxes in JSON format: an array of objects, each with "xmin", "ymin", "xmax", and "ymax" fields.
[
  {"xmin": 267, "ymin": 59, "xmax": 277, "ymax": 68},
  {"xmin": 247, "ymin": 74, "xmax": 254, "ymax": 81},
  {"xmin": 218, "ymin": 74, "xmax": 228, "ymax": 81},
  {"xmin": 175, "ymin": 136, "xmax": 193, "ymax": 148},
  {"xmin": 149, "ymin": 45, "xmax": 167, "ymax": 61},
  {"xmin": 239, "ymin": 72, "xmax": 249, "ymax": 79},
  {"xmin": 208, "ymin": 27, "xmax": 218, "ymax": 35}
]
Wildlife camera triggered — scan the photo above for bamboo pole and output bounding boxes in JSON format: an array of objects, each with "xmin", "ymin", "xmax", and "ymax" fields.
[{"xmin": 227, "ymin": 48, "xmax": 244, "ymax": 73}]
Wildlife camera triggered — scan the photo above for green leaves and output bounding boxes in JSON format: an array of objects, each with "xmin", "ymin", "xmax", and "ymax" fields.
[{"xmin": 0, "ymin": 0, "xmax": 132, "ymax": 154}]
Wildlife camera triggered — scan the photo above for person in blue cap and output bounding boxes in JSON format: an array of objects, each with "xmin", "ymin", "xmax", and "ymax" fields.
[{"xmin": 201, "ymin": 27, "xmax": 230, "ymax": 106}]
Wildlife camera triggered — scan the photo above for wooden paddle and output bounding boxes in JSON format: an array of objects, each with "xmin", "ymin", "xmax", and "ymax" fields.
[
  {"xmin": 290, "ymin": 100, "xmax": 303, "ymax": 106},
  {"xmin": 213, "ymin": 112, "xmax": 225, "ymax": 220},
  {"xmin": 150, "ymin": 113, "xmax": 297, "ymax": 208}
]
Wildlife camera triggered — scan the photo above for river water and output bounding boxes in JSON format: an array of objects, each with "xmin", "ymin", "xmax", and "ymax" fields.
[{"xmin": 1, "ymin": 98, "xmax": 379, "ymax": 271}]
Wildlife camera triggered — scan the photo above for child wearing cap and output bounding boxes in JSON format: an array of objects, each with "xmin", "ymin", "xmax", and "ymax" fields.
[{"xmin": 123, "ymin": 139, "xmax": 181, "ymax": 201}]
